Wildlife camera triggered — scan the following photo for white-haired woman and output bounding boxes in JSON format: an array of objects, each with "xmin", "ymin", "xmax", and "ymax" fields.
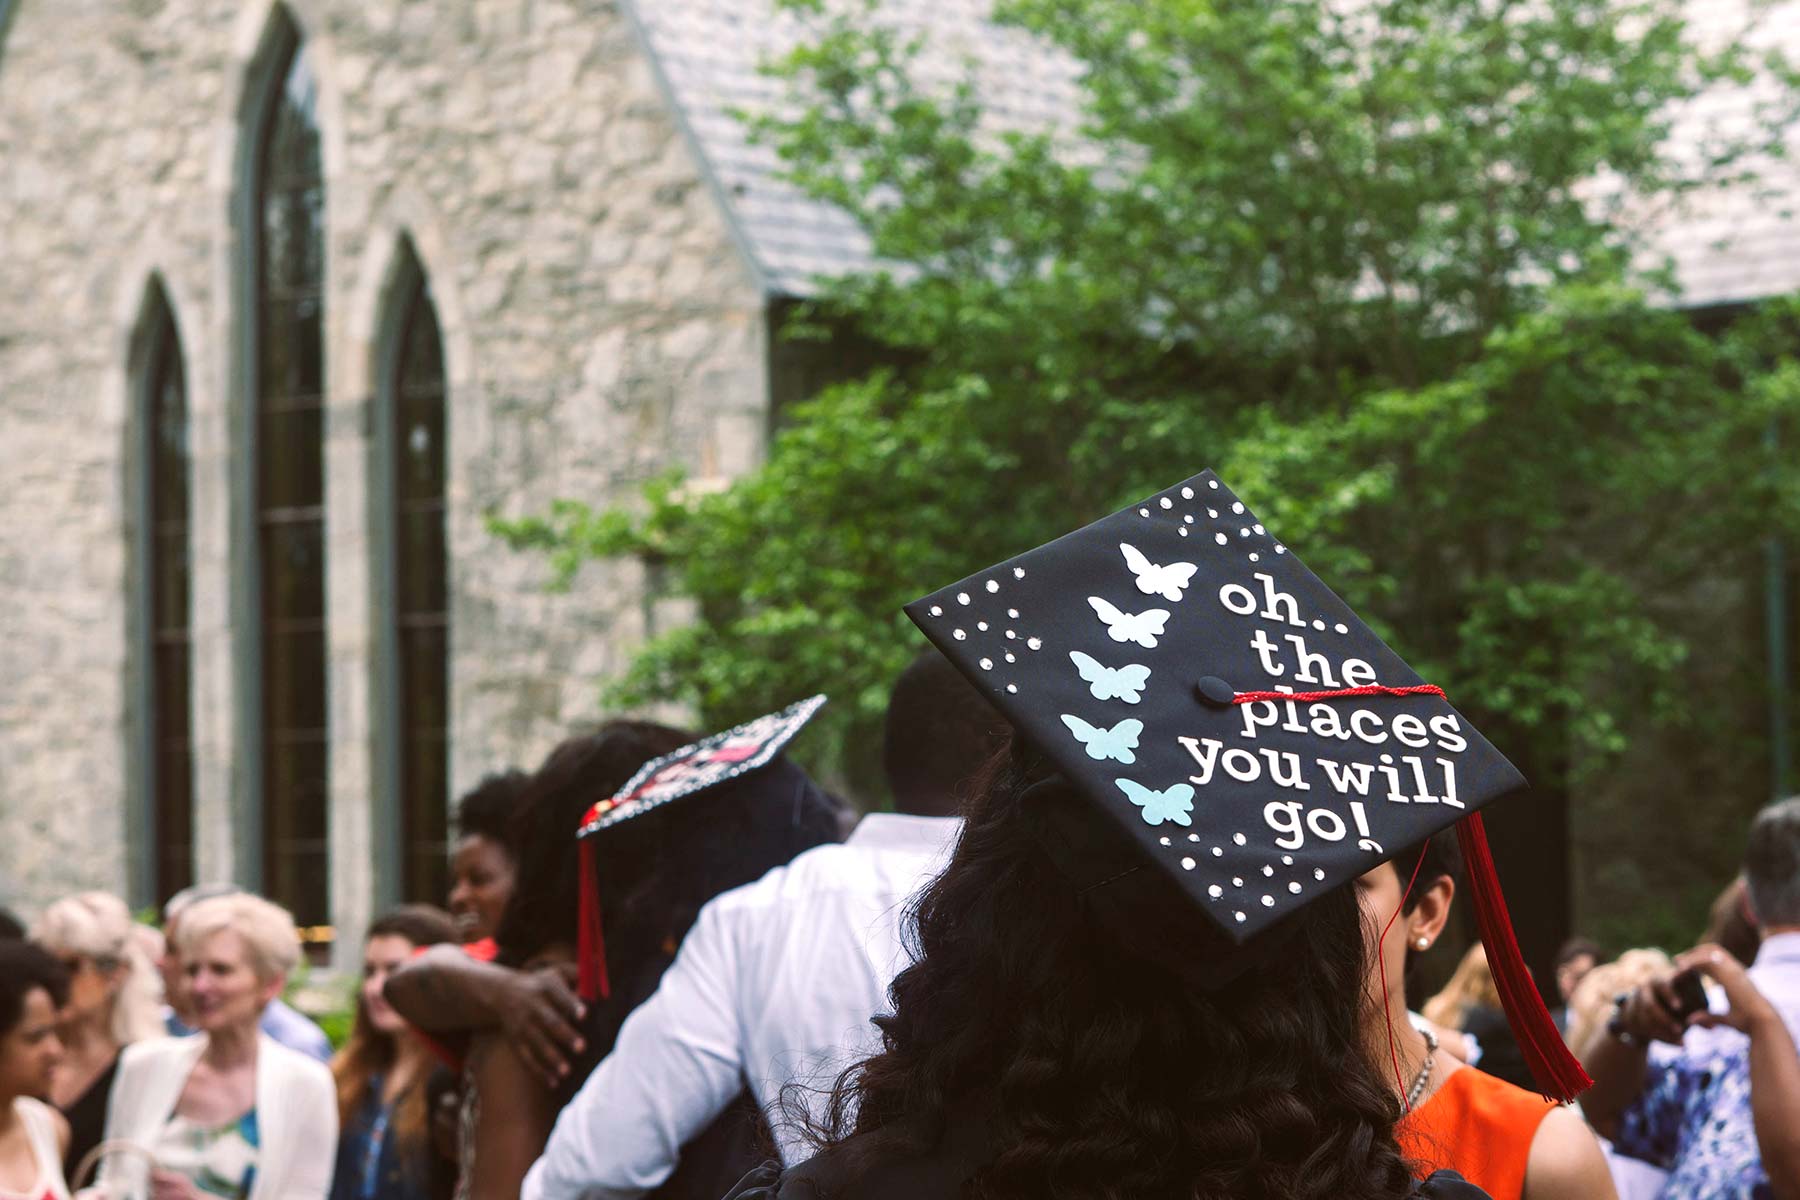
[
  {"xmin": 96, "ymin": 894, "xmax": 336, "ymax": 1200},
  {"xmin": 32, "ymin": 892, "xmax": 163, "ymax": 1182}
]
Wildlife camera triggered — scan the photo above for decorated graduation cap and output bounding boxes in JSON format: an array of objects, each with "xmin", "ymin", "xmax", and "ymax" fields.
[
  {"xmin": 904, "ymin": 468, "xmax": 1590, "ymax": 1102},
  {"xmin": 573, "ymin": 695, "xmax": 827, "ymax": 1002}
]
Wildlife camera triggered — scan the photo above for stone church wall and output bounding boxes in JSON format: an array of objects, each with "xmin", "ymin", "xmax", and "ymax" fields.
[{"xmin": 0, "ymin": 0, "xmax": 768, "ymax": 948}]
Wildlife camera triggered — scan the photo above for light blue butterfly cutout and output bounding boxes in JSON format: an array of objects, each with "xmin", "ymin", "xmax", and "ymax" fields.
[
  {"xmin": 1116, "ymin": 778, "xmax": 1195, "ymax": 827},
  {"xmin": 1086, "ymin": 596, "xmax": 1171, "ymax": 649},
  {"xmin": 1060, "ymin": 714, "xmax": 1143, "ymax": 763},
  {"xmin": 1120, "ymin": 543, "xmax": 1198, "ymax": 603},
  {"xmin": 1069, "ymin": 650, "xmax": 1151, "ymax": 704}
]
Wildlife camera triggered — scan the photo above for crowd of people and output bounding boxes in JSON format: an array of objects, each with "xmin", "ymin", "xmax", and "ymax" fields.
[{"xmin": 3, "ymin": 484, "xmax": 1800, "ymax": 1200}]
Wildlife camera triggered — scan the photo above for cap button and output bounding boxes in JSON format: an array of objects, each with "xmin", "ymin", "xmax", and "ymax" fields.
[{"xmin": 1195, "ymin": 676, "xmax": 1236, "ymax": 708}]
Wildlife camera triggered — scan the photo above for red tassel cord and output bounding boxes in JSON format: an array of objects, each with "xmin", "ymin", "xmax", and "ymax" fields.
[
  {"xmin": 1456, "ymin": 813, "xmax": 1592, "ymax": 1102},
  {"xmin": 1232, "ymin": 684, "xmax": 1448, "ymax": 705},
  {"xmin": 1381, "ymin": 837, "xmax": 1433, "ymax": 1112},
  {"xmin": 577, "ymin": 839, "xmax": 611, "ymax": 1003}
]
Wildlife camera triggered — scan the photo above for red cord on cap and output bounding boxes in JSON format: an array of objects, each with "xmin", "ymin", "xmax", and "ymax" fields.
[
  {"xmin": 577, "ymin": 839, "xmax": 611, "ymax": 1003},
  {"xmin": 1232, "ymin": 684, "xmax": 1448, "ymax": 705}
]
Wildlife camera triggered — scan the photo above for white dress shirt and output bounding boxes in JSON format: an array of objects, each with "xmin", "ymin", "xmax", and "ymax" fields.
[{"xmin": 521, "ymin": 812, "xmax": 961, "ymax": 1200}]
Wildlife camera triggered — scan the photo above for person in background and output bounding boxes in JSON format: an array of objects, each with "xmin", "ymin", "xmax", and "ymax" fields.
[
  {"xmin": 389, "ymin": 719, "xmax": 846, "ymax": 1200},
  {"xmin": 523, "ymin": 650, "xmax": 1004, "ymax": 1199},
  {"xmin": 97, "ymin": 893, "xmax": 337, "ymax": 1200},
  {"xmin": 447, "ymin": 773, "xmax": 531, "ymax": 953},
  {"xmin": 331, "ymin": 906, "xmax": 460, "ymax": 1200},
  {"xmin": 0, "ymin": 941, "xmax": 71, "ymax": 1200},
  {"xmin": 1551, "ymin": 937, "xmax": 1602, "ymax": 1034},
  {"xmin": 159, "ymin": 884, "xmax": 332, "ymax": 1063},
  {"xmin": 1582, "ymin": 796, "xmax": 1800, "ymax": 1198},
  {"xmin": 1564, "ymin": 950, "xmax": 1675, "ymax": 1062},
  {"xmin": 30, "ymin": 892, "xmax": 163, "ymax": 1182},
  {"xmin": 1422, "ymin": 944, "xmax": 1534, "ymax": 1092},
  {"xmin": 0, "ymin": 909, "xmax": 25, "ymax": 942},
  {"xmin": 1702, "ymin": 876, "xmax": 1762, "ymax": 969}
]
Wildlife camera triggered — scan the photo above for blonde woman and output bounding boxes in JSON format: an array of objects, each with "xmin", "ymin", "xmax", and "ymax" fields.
[
  {"xmin": 32, "ymin": 893, "xmax": 163, "ymax": 1182},
  {"xmin": 97, "ymin": 894, "xmax": 336, "ymax": 1199}
]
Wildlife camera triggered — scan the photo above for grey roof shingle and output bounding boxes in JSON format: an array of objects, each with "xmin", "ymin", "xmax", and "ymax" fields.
[{"xmin": 624, "ymin": 0, "xmax": 1800, "ymax": 308}]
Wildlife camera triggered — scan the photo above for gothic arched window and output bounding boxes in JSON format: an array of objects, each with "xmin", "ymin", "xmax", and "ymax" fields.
[
  {"xmin": 385, "ymin": 254, "xmax": 450, "ymax": 904},
  {"xmin": 253, "ymin": 32, "xmax": 329, "ymax": 928}
]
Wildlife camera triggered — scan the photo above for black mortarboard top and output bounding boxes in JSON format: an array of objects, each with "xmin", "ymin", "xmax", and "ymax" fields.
[
  {"xmin": 904, "ymin": 468, "xmax": 1590, "ymax": 1101},
  {"xmin": 574, "ymin": 695, "xmax": 826, "ymax": 1001}
]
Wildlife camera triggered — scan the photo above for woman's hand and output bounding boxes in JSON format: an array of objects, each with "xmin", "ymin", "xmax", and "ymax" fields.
[
  {"xmin": 149, "ymin": 1169, "xmax": 202, "ymax": 1200},
  {"xmin": 1676, "ymin": 944, "xmax": 1780, "ymax": 1035}
]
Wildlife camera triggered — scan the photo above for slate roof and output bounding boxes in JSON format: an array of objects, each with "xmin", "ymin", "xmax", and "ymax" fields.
[{"xmin": 622, "ymin": 0, "xmax": 1800, "ymax": 308}]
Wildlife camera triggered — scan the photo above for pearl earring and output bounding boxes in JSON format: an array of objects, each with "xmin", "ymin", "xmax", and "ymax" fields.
[{"xmin": 1414, "ymin": 937, "xmax": 1430, "ymax": 951}]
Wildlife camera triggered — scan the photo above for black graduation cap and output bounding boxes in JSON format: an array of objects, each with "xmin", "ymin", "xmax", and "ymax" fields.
[
  {"xmin": 904, "ymin": 468, "xmax": 1590, "ymax": 1100},
  {"xmin": 574, "ymin": 695, "xmax": 826, "ymax": 1001}
]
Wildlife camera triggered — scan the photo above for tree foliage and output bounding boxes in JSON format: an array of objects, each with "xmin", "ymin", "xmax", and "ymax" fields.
[{"xmin": 495, "ymin": 0, "xmax": 1800, "ymax": 818}]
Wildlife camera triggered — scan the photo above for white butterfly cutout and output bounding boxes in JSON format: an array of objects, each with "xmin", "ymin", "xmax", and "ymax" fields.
[
  {"xmin": 1069, "ymin": 650, "xmax": 1151, "ymax": 704},
  {"xmin": 1060, "ymin": 714, "xmax": 1143, "ymax": 764},
  {"xmin": 1087, "ymin": 596, "xmax": 1170, "ymax": 649},
  {"xmin": 1116, "ymin": 778, "xmax": 1195, "ymax": 827},
  {"xmin": 1119, "ymin": 542, "xmax": 1198, "ymax": 602}
]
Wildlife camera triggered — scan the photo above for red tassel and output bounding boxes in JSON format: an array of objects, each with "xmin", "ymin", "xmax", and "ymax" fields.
[
  {"xmin": 577, "ymin": 839, "xmax": 610, "ymax": 1003},
  {"xmin": 1454, "ymin": 813, "xmax": 1591, "ymax": 1102}
]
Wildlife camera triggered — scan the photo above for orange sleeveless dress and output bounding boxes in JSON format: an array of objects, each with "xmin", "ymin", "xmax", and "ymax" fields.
[{"xmin": 1397, "ymin": 1066, "xmax": 1557, "ymax": 1200}]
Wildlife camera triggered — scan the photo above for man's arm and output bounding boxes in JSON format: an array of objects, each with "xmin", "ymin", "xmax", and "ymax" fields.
[
  {"xmin": 523, "ymin": 899, "xmax": 750, "ymax": 1200},
  {"xmin": 466, "ymin": 1035, "xmax": 560, "ymax": 1200},
  {"xmin": 385, "ymin": 946, "xmax": 587, "ymax": 1086}
]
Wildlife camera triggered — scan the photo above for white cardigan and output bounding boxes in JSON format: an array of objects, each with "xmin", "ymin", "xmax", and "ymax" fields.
[{"xmin": 95, "ymin": 1033, "xmax": 337, "ymax": 1200}]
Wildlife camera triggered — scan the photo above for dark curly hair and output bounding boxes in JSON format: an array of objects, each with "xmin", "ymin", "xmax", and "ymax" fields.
[
  {"xmin": 0, "ymin": 941, "xmax": 70, "ymax": 1037},
  {"xmin": 799, "ymin": 743, "xmax": 1421, "ymax": 1200},
  {"xmin": 454, "ymin": 769, "xmax": 532, "ymax": 856}
]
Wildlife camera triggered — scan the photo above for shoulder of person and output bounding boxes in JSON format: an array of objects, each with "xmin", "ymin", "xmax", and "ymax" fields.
[
  {"xmin": 1523, "ymin": 1104, "xmax": 1615, "ymax": 1199},
  {"xmin": 259, "ymin": 1033, "xmax": 336, "ymax": 1092},
  {"xmin": 117, "ymin": 1034, "xmax": 200, "ymax": 1075}
]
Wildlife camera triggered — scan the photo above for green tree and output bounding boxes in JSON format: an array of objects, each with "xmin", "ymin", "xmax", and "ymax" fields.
[{"xmin": 496, "ymin": 0, "xmax": 1800, "ymax": 939}]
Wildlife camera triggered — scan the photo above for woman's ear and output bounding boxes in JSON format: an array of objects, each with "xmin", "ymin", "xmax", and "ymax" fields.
[
  {"xmin": 1408, "ymin": 876, "xmax": 1456, "ymax": 948},
  {"xmin": 261, "ymin": 972, "xmax": 288, "ymax": 1010}
]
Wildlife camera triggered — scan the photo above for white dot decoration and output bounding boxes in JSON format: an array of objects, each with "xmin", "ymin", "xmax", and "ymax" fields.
[
  {"xmin": 979, "ymin": 658, "xmax": 993, "ymax": 670},
  {"xmin": 953, "ymin": 629, "xmax": 967, "ymax": 641},
  {"xmin": 1013, "ymin": 567, "xmax": 1025, "ymax": 578},
  {"xmin": 957, "ymin": 592, "xmax": 971, "ymax": 605},
  {"xmin": 1184, "ymin": 514, "xmax": 1195, "ymax": 524},
  {"xmin": 1139, "ymin": 507, "xmax": 1150, "ymax": 517},
  {"xmin": 1027, "ymin": 638, "xmax": 1042, "ymax": 651},
  {"xmin": 1005, "ymin": 630, "xmax": 1016, "ymax": 639},
  {"xmin": 1261, "ymin": 895, "xmax": 1275, "ymax": 907},
  {"xmin": 1248, "ymin": 553, "xmax": 1260, "ymax": 562},
  {"xmin": 978, "ymin": 621, "xmax": 989, "ymax": 631},
  {"xmin": 1314, "ymin": 868, "xmax": 1326, "ymax": 881},
  {"xmin": 1181, "ymin": 486, "xmax": 1195, "ymax": 499},
  {"xmin": 1179, "ymin": 528, "xmax": 1189, "ymax": 537},
  {"xmin": 1334, "ymin": 623, "xmax": 1349, "ymax": 635},
  {"xmin": 1008, "ymin": 608, "xmax": 1020, "ymax": 619},
  {"xmin": 1232, "ymin": 502, "xmax": 1245, "ymax": 514},
  {"xmin": 1208, "ymin": 884, "xmax": 1223, "ymax": 899},
  {"xmin": 1253, "ymin": 524, "xmax": 1265, "ymax": 535},
  {"xmin": 1159, "ymin": 836, "xmax": 1171, "ymax": 846},
  {"xmin": 1233, "ymin": 832, "xmax": 1247, "ymax": 846},
  {"xmin": 1312, "ymin": 620, "xmax": 1325, "ymax": 631},
  {"xmin": 1159, "ymin": 497, "xmax": 1173, "ymax": 510},
  {"xmin": 1232, "ymin": 877, "xmax": 1244, "ymax": 887},
  {"xmin": 1215, "ymin": 533, "xmax": 1228, "ymax": 545},
  {"xmin": 1209, "ymin": 480, "xmax": 1221, "ymax": 489},
  {"xmin": 1006, "ymin": 684, "xmax": 1018, "ymax": 694},
  {"xmin": 1289, "ymin": 882, "xmax": 1303, "ymax": 894},
  {"xmin": 1275, "ymin": 545, "xmax": 1287, "ymax": 554},
  {"xmin": 1181, "ymin": 856, "xmax": 1196, "ymax": 870},
  {"xmin": 1281, "ymin": 855, "xmax": 1294, "ymax": 865},
  {"xmin": 1212, "ymin": 846, "xmax": 1223, "ymax": 857},
  {"xmin": 1187, "ymin": 833, "xmax": 1200, "ymax": 842},
  {"xmin": 1234, "ymin": 911, "xmax": 1246, "ymax": 923},
  {"xmin": 1239, "ymin": 528, "xmax": 1251, "ymax": 538},
  {"xmin": 986, "ymin": 580, "xmax": 1000, "ymax": 593},
  {"xmin": 1262, "ymin": 865, "xmax": 1275, "ymax": 877},
  {"xmin": 1208, "ymin": 508, "xmax": 1219, "ymax": 518},
  {"xmin": 1005, "ymin": 652, "xmax": 1016, "ymax": 663},
  {"xmin": 929, "ymin": 605, "xmax": 942, "ymax": 617}
]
